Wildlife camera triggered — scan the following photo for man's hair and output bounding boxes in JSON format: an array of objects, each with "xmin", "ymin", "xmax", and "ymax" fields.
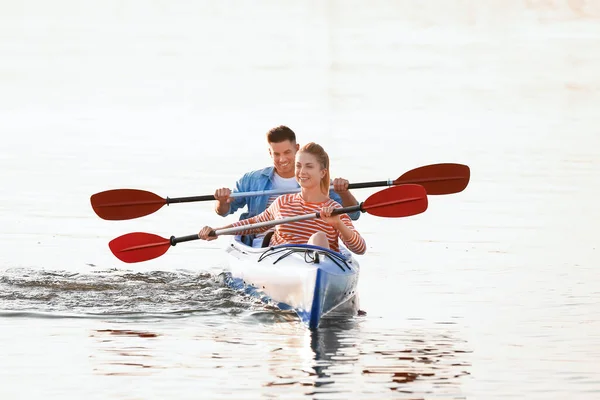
[{"xmin": 266, "ymin": 125, "xmax": 296, "ymax": 144}]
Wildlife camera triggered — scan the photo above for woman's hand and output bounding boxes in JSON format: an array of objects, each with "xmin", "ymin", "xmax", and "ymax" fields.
[
  {"xmin": 319, "ymin": 206, "xmax": 341, "ymax": 228},
  {"xmin": 198, "ymin": 226, "xmax": 218, "ymax": 241}
]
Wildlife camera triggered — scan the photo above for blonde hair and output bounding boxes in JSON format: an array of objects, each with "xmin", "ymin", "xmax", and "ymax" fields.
[{"xmin": 298, "ymin": 142, "xmax": 330, "ymax": 195}]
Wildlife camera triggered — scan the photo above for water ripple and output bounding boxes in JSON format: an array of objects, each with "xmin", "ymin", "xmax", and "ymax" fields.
[{"xmin": 0, "ymin": 267, "xmax": 270, "ymax": 317}]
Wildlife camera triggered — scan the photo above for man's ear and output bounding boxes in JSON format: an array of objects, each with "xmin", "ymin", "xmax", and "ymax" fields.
[{"xmin": 295, "ymin": 143, "xmax": 300, "ymax": 151}]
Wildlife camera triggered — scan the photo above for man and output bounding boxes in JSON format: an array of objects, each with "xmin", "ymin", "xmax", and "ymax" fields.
[{"xmin": 214, "ymin": 125, "xmax": 360, "ymax": 246}]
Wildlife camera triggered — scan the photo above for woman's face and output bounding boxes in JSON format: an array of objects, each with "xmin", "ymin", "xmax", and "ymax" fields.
[{"xmin": 295, "ymin": 151, "xmax": 325, "ymax": 189}]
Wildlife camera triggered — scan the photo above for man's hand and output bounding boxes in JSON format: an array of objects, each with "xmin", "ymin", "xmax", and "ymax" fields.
[
  {"xmin": 214, "ymin": 188, "xmax": 232, "ymax": 203},
  {"xmin": 332, "ymin": 178, "xmax": 349, "ymax": 193}
]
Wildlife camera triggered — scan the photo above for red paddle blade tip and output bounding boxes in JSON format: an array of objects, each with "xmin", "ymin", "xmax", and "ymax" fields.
[
  {"xmin": 109, "ymin": 232, "xmax": 172, "ymax": 263},
  {"xmin": 362, "ymin": 184, "xmax": 428, "ymax": 217},
  {"xmin": 90, "ymin": 189, "xmax": 166, "ymax": 221},
  {"xmin": 395, "ymin": 163, "xmax": 470, "ymax": 195}
]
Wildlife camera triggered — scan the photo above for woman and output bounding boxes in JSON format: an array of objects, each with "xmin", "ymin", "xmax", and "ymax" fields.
[{"xmin": 198, "ymin": 142, "xmax": 366, "ymax": 255}]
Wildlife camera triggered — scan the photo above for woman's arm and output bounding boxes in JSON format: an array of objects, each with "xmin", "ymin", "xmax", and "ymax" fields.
[
  {"xmin": 319, "ymin": 205, "xmax": 366, "ymax": 255},
  {"xmin": 335, "ymin": 215, "xmax": 366, "ymax": 255},
  {"xmin": 201, "ymin": 197, "xmax": 280, "ymax": 240}
]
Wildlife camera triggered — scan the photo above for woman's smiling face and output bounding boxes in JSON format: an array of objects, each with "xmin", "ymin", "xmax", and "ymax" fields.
[{"xmin": 295, "ymin": 151, "xmax": 325, "ymax": 189}]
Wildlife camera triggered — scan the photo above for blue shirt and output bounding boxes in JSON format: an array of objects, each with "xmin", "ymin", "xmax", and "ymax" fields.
[{"xmin": 224, "ymin": 166, "xmax": 361, "ymax": 221}]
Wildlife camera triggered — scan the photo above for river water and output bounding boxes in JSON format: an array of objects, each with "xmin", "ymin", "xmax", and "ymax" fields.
[{"xmin": 1, "ymin": 1, "xmax": 599, "ymax": 398}]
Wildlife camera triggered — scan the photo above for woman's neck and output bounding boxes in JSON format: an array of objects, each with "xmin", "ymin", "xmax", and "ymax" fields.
[{"xmin": 300, "ymin": 186, "xmax": 328, "ymax": 203}]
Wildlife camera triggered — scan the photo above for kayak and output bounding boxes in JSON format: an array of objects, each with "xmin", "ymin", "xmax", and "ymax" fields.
[{"xmin": 222, "ymin": 235, "xmax": 360, "ymax": 329}]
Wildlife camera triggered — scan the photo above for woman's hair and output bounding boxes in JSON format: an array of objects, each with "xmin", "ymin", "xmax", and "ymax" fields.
[{"xmin": 298, "ymin": 142, "xmax": 330, "ymax": 195}]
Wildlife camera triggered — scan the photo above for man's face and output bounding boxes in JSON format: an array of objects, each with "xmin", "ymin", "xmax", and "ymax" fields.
[{"xmin": 268, "ymin": 140, "xmax": 299, "ymax": 177}]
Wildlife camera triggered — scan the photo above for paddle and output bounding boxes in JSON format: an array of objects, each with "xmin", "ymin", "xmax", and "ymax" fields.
[
  {"xmin": 91, "ymin": 163, "xmax": 468, "ymax": 221},
  {"xmin": 109, "ymin": 184, "xmax": 428, "ymax": 263}
]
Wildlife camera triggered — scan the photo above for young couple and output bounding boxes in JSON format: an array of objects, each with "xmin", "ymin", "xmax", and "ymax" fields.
[{"xmin": 198, "ymin": 125, "xmax": 366, "ymax": 255}]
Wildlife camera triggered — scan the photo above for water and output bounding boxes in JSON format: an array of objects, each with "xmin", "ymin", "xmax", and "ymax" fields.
[{"xmin": 1, "ymin": 1, "xmax": 599, "ymax": 398}]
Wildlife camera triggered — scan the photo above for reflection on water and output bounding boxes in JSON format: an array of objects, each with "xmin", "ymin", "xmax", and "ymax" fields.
[
  {"xmin": 246, "ymin": 318, "xmax": 471, "ymax": 398},
  {"xmin": 12, "ymin": 268, "xmax": 474, "ymax": 398},
  {"xmin": 84, "ymin": 316, "xmax": 471, "ymax": 398},
  {"xmin": 308, "ymin": 319, "xmax": 471, "ymax": 397},
  {"xmin": 96, "ymin": 329, "xmax": 159, "ymax": 338},
  {"xmin": 91, "ymin": 328, "xmax": 161, "ymax": 377}
]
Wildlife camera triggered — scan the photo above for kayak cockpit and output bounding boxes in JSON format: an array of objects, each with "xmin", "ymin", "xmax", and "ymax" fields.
[{"xmin": 258, "ymin": 243, "xmax": 354, "ymax": 272}]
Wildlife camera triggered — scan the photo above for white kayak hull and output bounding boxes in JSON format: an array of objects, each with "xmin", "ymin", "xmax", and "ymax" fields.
[{"xmin": 223, "ymin": 236, "xmax": 360, "ymax": 329}]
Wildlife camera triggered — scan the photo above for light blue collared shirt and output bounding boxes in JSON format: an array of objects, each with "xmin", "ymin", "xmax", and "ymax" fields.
[{"xmin": 224, "ymin": 166, "xmax": 361, "ymax": 221}]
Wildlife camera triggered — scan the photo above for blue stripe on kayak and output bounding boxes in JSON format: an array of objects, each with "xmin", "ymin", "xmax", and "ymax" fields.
[{"xmin": 308, "ymin": 268, "xmax": 324, "ymax": 330}]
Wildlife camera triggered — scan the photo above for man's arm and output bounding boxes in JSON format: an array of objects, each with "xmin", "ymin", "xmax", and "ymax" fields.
[{"xmin": 336, "ymin": 188, "xmax": 359, "ymax": 208}]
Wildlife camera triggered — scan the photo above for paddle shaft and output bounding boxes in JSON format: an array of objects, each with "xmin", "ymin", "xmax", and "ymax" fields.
[
  {"xmin": 164, "ymin": 189, "xmax": 298, "ymax": 204},
  {"xmin": 349, "ymin": 176, "xmax": 467, "ymax": 188},
  {"xmin": 165, "ymin": 204, "xmax": 361, "ymax": 246},
  {"xmin": 165, "ymin": 182, "xmax": 395, "ymax": 204},
  {"xmin": 167, "ymin": 175, "xmax": 466, "ymax": 204},
  {"xmin": 212, "ymin": 205, "xmax": 360, "ymax": 236},
  {"xmin": 169, "ymin": 234, "xmax": 203, "ymax": 245},
  {"xmin": 212, "ymin": 190, "xmax": 426, "ymax": 236},
  {"xmin": 198, "ymin": 191, "xmax": 423, "ymax": 238}
]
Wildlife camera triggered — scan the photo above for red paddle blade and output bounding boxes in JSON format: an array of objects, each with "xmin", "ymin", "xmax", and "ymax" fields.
[
  {"xmin": 90, "ymin": 189, "xmax": 166, "ymax": 220},
  {"xmin": 109, "ymin": 232, "xmax": 172, "ymax": 263},
  {"xmin": 362, "ymin": 184, "xmax": 428, "ymax": 217},
  {"xmin": 394, "ymin": 163, "xmax": 470, "ymax": 195}
]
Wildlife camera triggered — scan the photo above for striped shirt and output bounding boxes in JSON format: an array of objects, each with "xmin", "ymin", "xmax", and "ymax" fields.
[
  {"xmin": 256, "ymin": 173, "xmax": 298, "ymax": 243},
  {"xmin": 230, "ymin": 194, "xmax": 367, "ymax": 255}
]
